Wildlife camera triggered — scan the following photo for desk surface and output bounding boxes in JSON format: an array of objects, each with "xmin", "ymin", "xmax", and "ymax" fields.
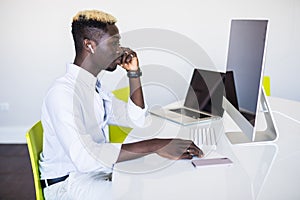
[{"xmin": 112, "ymin": 97, "xmax": 300, "ymax": 200}]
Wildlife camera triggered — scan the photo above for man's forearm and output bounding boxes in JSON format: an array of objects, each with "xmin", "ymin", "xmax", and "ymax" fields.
[
  {"xmin": 116, "ymin": 139, "xmax": 157, "ymax": 162},
  {"xmin": 129, "ymin": 77, "xmax": 145, "ymax": 109}
]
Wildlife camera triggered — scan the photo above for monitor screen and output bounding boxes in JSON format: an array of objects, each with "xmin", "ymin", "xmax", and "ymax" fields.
[
  {"xmin": 225, "ymin": 71, "xmax": 239, "ymax": 110},
  {"xmin": 224, "ymin": 19, "xmax": 268, "ymax": 142}
]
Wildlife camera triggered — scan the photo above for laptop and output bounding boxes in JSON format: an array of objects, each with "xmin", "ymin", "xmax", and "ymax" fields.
[{"xmin": 150, "ymin": 68, "xmax": 226, "ymax": 126}]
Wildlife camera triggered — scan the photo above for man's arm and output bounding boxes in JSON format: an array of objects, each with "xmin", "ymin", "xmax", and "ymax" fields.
[
  {"xmin": 119, "ymin": 47, "xmax": 144, "ymax": 109},
  {"xmin": 128, "ymin": 76, "xmax": 144, "ymax": 109},
  {"xmin": 117, "ymin": 138, "xmax": 204, "ymax": 163},
  {"xmin": 115, "ymin": 48, "xmax": 204, "ymax": 162}
]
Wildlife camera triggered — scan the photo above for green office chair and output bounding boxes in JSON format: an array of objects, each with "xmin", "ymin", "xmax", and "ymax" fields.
[
  {"xmin": 26, "ymin": 121, "xmax": 44, "ymax": 200},
  {"xmin": 112, "ymin": 86, "xmax": 130, "ymax": 103},
  {"xmin": 263, "ymin": 76, "xmax": 271, "ymax": 96},
  {"xmin": 110, "ymin": 86, "xmax": 133, "ymax": 143},
  {"xmin": 25, "ymin": 87, "xmax": 131, "ymax": 199}
]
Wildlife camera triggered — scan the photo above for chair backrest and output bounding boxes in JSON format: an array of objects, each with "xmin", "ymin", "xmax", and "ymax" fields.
[
  {"xmin": 109, "ymin": 125, "xmax": 133, "ymax": 143},
  {"xmin": 26, "ymin": 121, "xmax": 44, "ymax": 200},
  {"xmin": 263, "ymin": 76, "xmax": 271, "ymax": 96},
  {"xmin": 112, "ymin": 86, "xmax": 130, "ymax": 103},
  {"xmin": 110, "ymin": 86, "xmax": 133, "ymax": 143}
]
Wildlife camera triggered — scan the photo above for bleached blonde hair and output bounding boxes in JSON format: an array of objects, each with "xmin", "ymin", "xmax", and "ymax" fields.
[{"xmin": 72, "ymin": 10, "xmax": 117, "ymax": 24}]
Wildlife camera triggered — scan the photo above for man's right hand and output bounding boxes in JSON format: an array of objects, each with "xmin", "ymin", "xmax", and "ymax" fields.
[
  {"xmin": 153, "ymin": 138, "xmax": 204, "ymax": 160},
  {"xmin": 116, "ymin": 47, "xmax": 139, "ymax": 71},
  {"xmin": 117, "ymin": 138, "xmax": 204, "ymax": 163}
]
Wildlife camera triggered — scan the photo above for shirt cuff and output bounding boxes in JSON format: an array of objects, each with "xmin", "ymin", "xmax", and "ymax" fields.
[
  {"xmin": 98, "ymin": 143, "xmax": 122, "ymax": 167},
  {"xmin": 69, "ymin": 140, "xmax": 122, "ymax": 172}
]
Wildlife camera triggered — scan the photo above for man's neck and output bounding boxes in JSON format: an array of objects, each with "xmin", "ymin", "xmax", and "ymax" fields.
[{"xmin": 73, "ymin": 56, "xmax": 101, "ymax": 77}]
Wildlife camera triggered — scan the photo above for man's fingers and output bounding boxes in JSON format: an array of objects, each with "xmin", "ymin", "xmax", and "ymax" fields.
[
  {"xmin": 186, "ymin": 147, "xmax": 204, "ymax": 158},
  {"xmin": 119, "ymin": 47, "xmax": 136, "ymax": 64},
  {"xmin": 179, "ymin": 152, "xmax": 193, "ymax": 160},
  {"xmin": 188, "ymin": 142, "xmax": 204, "ymax": 157},
  {"xmin": 121, "ymin": 51, "xmax": 127, "ymax": 64},
  {"xmin": 125, "ymin": 51, "xmax": 136, "ymax": 64},
  {"xmin": 125, "ymin": 54, "xmax": 134, "ymax": 63}
]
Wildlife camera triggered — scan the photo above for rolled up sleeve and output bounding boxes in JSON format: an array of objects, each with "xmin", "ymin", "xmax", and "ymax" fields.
[
  {"xmin": 127, "ymin": 98, "xmax": 148, "ymax": 127},
  {"xmin": 107, "ymin": 95, "xmax": 148, "ymax": 128}
]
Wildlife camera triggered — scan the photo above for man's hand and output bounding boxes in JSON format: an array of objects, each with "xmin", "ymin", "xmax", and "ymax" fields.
[
  {"xmin": 115, "ymin": 47, "xmax": 144, "ymax": 108},
  {"xmin": 117, "ymin": 47, "xmax": 139, "ymax": 71},
  {"xmin": 154, "ymin": 138, "xmax": 204, "ymax": 160},
  {"xmin": 117, "ymin": 138, "xmax": 204, "ymax": 162}
]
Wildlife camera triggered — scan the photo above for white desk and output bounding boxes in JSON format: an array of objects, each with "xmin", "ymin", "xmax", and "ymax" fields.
[{"xmin": 112, "ymin": 97, "xmax": 300, "ymax": 200}]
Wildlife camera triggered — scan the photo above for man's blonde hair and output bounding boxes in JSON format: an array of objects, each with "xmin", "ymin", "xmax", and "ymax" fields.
[{"xmin": 72, "ymin": 10, "xmax": 117, "ymax": 24}]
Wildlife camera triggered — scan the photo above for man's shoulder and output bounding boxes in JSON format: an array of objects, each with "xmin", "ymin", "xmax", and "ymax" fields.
[{"xmin": 45, "ymin": 76, "xmax": 74, "ymax": 99}]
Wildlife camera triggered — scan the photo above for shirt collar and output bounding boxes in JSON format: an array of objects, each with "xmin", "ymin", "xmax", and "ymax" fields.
[{"xmin": 67, "ymin": 63, "xmax": 97, "ymax": 90}]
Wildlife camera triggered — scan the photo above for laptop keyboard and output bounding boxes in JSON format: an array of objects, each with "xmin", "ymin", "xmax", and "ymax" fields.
[{"xmin": 170, "ymin": 108, "xmax": 211, "ymax": 119}]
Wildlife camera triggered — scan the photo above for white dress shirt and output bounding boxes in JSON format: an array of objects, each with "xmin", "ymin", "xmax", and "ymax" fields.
[{"xmin": 39, "ymin": 63, "xmax": 147, "ymax": 179}]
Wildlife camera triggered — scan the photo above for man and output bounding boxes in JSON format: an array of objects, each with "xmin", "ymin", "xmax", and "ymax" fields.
[{"xmin": 39, "ymin": 10, "xmax": 203, "ymax": 199}]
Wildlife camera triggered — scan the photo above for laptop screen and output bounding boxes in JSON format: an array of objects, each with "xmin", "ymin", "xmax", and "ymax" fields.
[{"xmin": 184, "ymin": 69, "xmax": 226, "ymax": 116}]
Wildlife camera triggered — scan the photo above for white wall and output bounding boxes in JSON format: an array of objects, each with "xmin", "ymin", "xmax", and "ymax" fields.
[{"xmin": 0, "ymin": 0, "xmax": 299, "ymax": 142}]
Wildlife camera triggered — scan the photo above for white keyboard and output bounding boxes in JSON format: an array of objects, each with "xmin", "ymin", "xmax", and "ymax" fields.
[{"xmin": 189, "ymin": 127, "xmax": 218, "ymax": 147}]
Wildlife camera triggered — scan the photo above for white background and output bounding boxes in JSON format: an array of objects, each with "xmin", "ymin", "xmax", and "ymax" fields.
[{"xmin": 0, "ymin": 0, "xmax": 299, "ymax": 142}]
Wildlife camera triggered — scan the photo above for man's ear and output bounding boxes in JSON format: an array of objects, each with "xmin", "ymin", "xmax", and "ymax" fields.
[{"xmin": 83, "ymin": 39, "xmax": 96, "ymax": 54}]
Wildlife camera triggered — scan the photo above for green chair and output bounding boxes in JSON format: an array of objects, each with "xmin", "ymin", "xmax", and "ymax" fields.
[
  {"xmin": 110, "ymin": 86, "xmax": 133, "ymax": 143},
  {"xmin": 112, "ymin": 86, "xmax": 130, "ymax": 103},
  {"xmin": 26, "ymin": 121, "xmax": 44, "ymax": 200},
  {"xmin": 25, "ymin": 87, "xmax": 131, "ymax": 199},
  {"xmin": 263, "ymin": 76, "xmax": 271, "ymax": 96}
]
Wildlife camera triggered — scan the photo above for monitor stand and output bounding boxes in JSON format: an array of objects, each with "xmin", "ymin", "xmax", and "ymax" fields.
[{"xmin": 225, "ymin": 89, "xmax": 278, "ymax": 144}]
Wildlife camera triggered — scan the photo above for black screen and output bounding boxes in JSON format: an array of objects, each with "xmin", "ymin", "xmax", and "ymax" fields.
[{"xmin": 184, "ymin": 69, "xmax": 226, "ymax": 117}]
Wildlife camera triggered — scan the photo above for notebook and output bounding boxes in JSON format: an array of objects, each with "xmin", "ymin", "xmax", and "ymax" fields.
[{"xmin": 150, "ymin": 68, "xmax": 226, "ymax": 126}]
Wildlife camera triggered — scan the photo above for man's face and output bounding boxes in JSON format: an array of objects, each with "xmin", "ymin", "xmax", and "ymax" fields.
[{"xmin": 92, "ymin": 24, "xmax": 122, "ymax": 72}]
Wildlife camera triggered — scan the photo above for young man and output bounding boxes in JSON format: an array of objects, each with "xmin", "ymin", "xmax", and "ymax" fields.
[{"xmin": 39, "ymin": 10, "xmax": 203, "ymax": 199}]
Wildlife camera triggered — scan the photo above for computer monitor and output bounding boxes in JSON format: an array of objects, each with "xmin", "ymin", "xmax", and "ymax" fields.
[{"xmin": 223, "ymin": 19, "xmax": 278, "ymax": 144}]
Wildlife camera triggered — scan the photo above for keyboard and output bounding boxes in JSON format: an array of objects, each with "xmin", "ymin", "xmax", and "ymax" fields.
[{"xmin": 189, "ymin": 127, "xmax": 218, "ymax": 147}]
